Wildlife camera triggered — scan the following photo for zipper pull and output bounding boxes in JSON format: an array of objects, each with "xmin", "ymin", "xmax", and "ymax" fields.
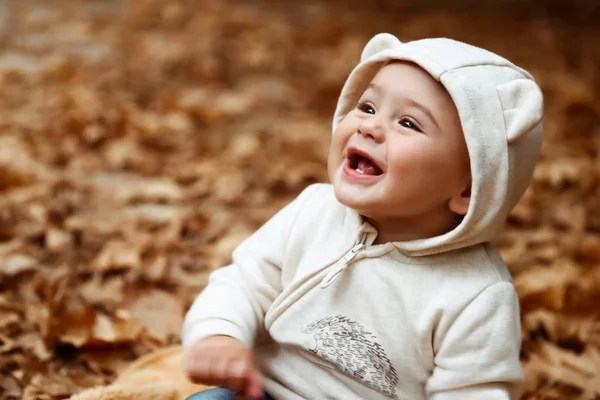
[{"xmin": 320, "ymin": 243, "xmax": 365, "ymax": 288}]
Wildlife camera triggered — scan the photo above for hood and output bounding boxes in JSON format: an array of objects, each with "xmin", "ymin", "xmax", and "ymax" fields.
[{"xmin": 333, "ymin": 33, "xmax": 543, "ymax": 256}]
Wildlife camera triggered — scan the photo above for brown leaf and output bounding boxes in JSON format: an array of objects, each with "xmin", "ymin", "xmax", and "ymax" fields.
[
  {"xmin": 92, "ymin": 240, "xmax": 142, "ymax": 272},
  {"xmin": 17, "ymin": 332, "xmax": 52, "ymax": 361},
  {"xmin": 56, "ymin": 305, "xmax": 97, "ymax": 348},
  {"xmin": 0, "ymin": 309, "xmax": 20, "ymax": 330},
  {"xmin": 141, "ymin": 254, "xmax": 169, "ymax": 282},
  {"xmin": 0, "ymin": 332, "xmax": 17, "ymax": 354},
  {"xmin": 79, "ymin": 347, "xmax": 136, "ymax": 377},
  {"xmin": 127, "ymin": 289, "xmax": 183, "ymax": 343},
  {"xmin": 0, "ymin": 136, "xmax": 56, "ymax": 190},
  {"xmin": 515, "ymin": 259, "xmax": 585, "ymax": 312},
  {"xmin": 88, "ymin": 310, "xmax": 144, "ymax": 345},
  {"xmin": 45, "ymin": 227, "xmax": 72, "ymax": 253},
  {"xmin": 0, "ymin": 373, "xmax": 22, "ymax": 399},
  {"xmin": 22, "ymin": 373, "xmax": 78, "ymax": 400},
  {"xmin": 208, "ymin": 225, "xmax": 254, "ymax": 270},
  {"xmin": 1, "ymin": 254, "xmax": 38, "ymax": 277},
  {"xmin": 80, "ymin": 276, "xmax": 125, "ymax": 308},
  {"xmin": 523, "ymin": 310, "xmax": 600, "ymax": 349},
  {"xmin": 83, "ymin": 172, "xmax": 183, "ymax": 205},
  {"xmin": 524, "ymin": 342, "xmax": 600, "ymax": 397}
]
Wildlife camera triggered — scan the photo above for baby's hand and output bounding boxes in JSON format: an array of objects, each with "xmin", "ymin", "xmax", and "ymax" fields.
[{"xmin": 185, "ymin": 335, "xmax": 264, "ymax": 400}]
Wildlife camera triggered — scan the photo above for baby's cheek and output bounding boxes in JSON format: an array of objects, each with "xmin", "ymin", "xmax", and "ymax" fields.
[
  {"xmin": 390, "ymin": 148, "xmax": 446, "ymax": 190},
  {"xmin": 389, "ymin": 146, "xmax": 427, "ymax": 172},
  {"xmin": 326, "ymin": 142, "xmax": 343, "ymax": 181}
]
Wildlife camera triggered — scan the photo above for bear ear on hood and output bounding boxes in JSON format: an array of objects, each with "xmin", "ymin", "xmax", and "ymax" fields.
[
  {"xmin": 496, "ymin": 78, "xmax": 544, "ymax": 143},
  {"xmin": 360, "ymin": 33, "xmax": 402, "ymax": 61}
]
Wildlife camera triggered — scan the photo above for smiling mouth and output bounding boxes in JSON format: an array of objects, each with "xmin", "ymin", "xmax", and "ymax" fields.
[{"xmin": 347, "ymin": 149, "xmax": 383, "ymax": 176}]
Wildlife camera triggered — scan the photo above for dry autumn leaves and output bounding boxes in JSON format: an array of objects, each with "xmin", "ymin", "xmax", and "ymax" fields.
[{"xmin": 0, "ymin": 0, "xmax": 599, "ymax": 399}]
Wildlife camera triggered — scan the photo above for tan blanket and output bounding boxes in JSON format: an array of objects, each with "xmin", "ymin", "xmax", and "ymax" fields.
[{"xmin": 69, "ymin": 346, "xmax": 210, "ymax": 400}]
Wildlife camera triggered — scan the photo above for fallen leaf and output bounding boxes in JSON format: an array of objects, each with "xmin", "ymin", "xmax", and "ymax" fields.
[
  {"xmin": 45, "ymin": 227, "xmax": 71, "ymax": 253},
  {"xmin": 80, "ymin": 276, "xmax": 125, "ymax": 308},
  {"xmin": 128, "ymin": 289, "xmax": 183, "ymax": 343},
  {"xmin": 1, "ymin": 254, "xmax": 37, "ymax": 277},
  {"xmin": 56, "ymin": 305, "xmax": 96, "ymax": 348},
  {"xmin": 0, "ymin": 373, "xmax": 22, "ymax": 399},
  {"xmin": 89, "ymin": 310, "xmax": 144, "ymax": 345},
  {"xmin": 92, "ymin": 240, "xmax": 142, "ymax": 272}
]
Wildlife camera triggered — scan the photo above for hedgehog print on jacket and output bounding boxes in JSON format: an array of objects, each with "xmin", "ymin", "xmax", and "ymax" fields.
[{"xmin": 301, "ymin": 315, "xmax": 399, "ymax": 398}]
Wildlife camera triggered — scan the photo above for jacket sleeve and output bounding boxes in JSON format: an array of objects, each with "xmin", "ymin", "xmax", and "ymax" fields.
[
  {"xmin": 426, "ymin": 282, "xmax": 525, "ymax": 400},
  {"xmin": 182, "ymin": 184, "xmax": 319, "ymax": 351}
]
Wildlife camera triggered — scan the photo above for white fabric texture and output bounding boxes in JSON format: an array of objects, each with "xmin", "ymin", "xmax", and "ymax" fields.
[{"xmin": 183, "ymin": 33, "xmax": 544, "ymax": 400}]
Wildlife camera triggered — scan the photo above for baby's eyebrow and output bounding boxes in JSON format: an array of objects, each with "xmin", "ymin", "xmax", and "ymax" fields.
[
  {"xmin": 406, "ymin": 99, "xmax": 440, "ymax": 129},
  {"xmin": 366, "ymin": 83, "xmax": 381, "ymax": 94}
]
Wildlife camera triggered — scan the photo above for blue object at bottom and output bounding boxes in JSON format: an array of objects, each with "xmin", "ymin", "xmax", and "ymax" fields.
[{"xmin": 186, "ymin": 388, "xmax": 275, "ymax": 400}]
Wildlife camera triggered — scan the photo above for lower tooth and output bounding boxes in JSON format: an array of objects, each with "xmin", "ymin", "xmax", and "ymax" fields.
[{"xmin": 356, "ymin": 168, "xmax": 364, "ymax": 174}]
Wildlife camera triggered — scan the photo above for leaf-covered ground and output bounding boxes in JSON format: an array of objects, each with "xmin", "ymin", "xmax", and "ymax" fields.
[{"xmin": 0, "ymin": 0, "xmax": 599, "ymax": 398}]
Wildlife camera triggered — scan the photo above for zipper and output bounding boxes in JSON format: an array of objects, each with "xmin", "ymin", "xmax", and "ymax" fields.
[{"xmin": 320, "ymin": 241, "xmax": 366, "ymax": 288}]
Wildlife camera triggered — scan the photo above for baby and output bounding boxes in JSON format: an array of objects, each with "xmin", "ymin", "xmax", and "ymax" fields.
[{"xmin": 182, "ymin": 33, "xmax": 543, "ymax": 400}]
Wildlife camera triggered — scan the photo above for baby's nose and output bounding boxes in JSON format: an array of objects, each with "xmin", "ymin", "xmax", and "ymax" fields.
[{"xmin": 357, "ymin": 117, "xmax": 385, "ymax": 143}]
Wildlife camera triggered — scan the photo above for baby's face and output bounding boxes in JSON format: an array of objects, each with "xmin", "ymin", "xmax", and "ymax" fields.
[{"xmin": 328, "ymin": 61, "xmax": 471, "ymax": 224}]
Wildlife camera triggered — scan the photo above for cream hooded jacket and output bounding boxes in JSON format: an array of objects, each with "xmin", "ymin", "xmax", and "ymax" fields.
[{"xmin": 183, "ymin": 34, "xmax": 543, "ymax": 400}]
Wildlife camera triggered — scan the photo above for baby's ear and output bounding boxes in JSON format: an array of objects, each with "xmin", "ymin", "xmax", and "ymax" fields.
[
  {"xmin": 448, "ymin": 184, "xmax": 471, "ymax": 216},
  {"xmin": 361, "ymin": 33, "xmax": 402, "ymax": 61},
  {"xmin": 496, "ymin": 79, "xmax": 543, "ymax": 143}
]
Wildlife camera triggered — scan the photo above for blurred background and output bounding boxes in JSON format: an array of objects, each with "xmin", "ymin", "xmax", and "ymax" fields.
[{"xmin": 0, "ymin": 0, "xmax": 599, "ymax": 398}]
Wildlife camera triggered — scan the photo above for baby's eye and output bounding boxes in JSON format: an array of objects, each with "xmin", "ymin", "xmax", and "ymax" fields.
[
  {"xmin": 399, "ymin": 117, "xmax": 421, "ymax": 132},
  {"xmin": 357, "ymin": 102, "xmax": 375, "ymax": 115}
]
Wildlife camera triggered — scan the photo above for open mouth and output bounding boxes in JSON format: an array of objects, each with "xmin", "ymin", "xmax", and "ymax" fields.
[{"xmin": 347, "ymin": 148, "xmax": 383, "ymax": 176}]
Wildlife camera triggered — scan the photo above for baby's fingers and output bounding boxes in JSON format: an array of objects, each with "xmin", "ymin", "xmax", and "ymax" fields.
[
  {"xmin": 244, "ymin": 369, "xmax": 264, "ymax": 400},
  {"xmin": 187, "ymin": 355, "xmax": 229, "ymax": 387},
  {"xmin": 186, "ymin": 355, "xmax": 211, "ymax": 383},
  {"xmin": 224, "ymin": 359, "xmax": 263, "ymax": 400},
  {"xmin": 224, "ymin": 359, "xmax": 252, "ymax": 392}
]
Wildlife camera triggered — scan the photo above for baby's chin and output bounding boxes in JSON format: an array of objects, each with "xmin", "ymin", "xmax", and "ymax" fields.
[{"xmin": 332, "ymin": 185, "xmax": 382, "ymax": 216}]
